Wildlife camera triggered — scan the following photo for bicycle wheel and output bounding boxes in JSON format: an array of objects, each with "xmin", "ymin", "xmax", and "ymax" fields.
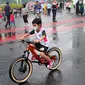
[
  {"xmin": 9, "ymin": 57, "xmax": 33, "ymax": 83},
  {"xmin": 46, "ymin": 47, "xmax": 62, "ymax": 70}
]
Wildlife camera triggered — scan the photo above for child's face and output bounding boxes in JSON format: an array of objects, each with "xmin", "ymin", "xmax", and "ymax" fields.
[{"xmin": 33, "ymin": 24, "xmax": 41, "ymax": 31}]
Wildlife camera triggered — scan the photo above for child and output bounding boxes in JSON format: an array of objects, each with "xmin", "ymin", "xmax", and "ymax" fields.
[
  {"xmin": 0, "ymin": 13, "xmax": 2, "ymax": 24},
  {"xmin": 10, "ymin": 11, "xmax": 16, "ymax": 28},
  {"xmin": 20, "ymin": 18, "xmax": 54, "ymax": 69}
]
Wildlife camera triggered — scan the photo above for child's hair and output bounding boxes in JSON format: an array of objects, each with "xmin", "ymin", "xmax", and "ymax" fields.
[
  {"xmin": 10, "ymin": 11, "xmax": 13, "ymax": 14},
  {"xmin": 6, "ymin": 2, "xmax": 9, "ymax": 5},
  {"xmin": 23, "ymin": 4, "xmax": 26, "ymax": 8},
  {"xmin": 32, "ymin": 18, "xmax": 42, "ymax": 25}
]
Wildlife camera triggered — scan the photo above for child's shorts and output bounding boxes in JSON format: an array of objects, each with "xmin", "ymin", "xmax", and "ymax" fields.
[{"xmin": 34, "ymin": 43, "xmax": 48, "ymax": 53}]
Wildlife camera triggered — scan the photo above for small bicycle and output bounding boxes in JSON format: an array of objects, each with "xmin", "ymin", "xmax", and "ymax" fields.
[{"xmin": 9, "ymin": 40, "xmax": 62, "ymax": 83}]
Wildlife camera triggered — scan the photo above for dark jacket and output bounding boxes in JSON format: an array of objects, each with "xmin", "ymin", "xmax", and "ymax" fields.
[{"xmin": 4, "ymin": 5, "xmax": 11, "ymax": 16}]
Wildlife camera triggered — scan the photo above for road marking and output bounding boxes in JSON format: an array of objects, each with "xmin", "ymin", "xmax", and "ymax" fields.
[{"xmin": 0, "ymin": 17, "xmax": 85, "ymax": 34}]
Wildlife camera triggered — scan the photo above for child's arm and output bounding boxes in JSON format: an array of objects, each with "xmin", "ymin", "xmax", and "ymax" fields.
[
  {"xmin": 39, "ymin": 35, "xmax": 46, "ymax": 41},
  {"xmin": 20, "ymin": 33, "xmax": 30, "ymax": 40},
  {"xmin": 20, "ymin": 30, "xmax": 35, "ymax": 40},
  {"xmin": 40, "ymin": 30, "xmax": 46, "ymax": 41},
  {"xmin": 34, "ymin": 35, "xmax": 46, "ymax": 43}
]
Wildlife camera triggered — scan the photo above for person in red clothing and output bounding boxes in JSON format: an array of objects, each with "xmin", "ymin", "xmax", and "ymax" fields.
[
  {"xmin": 10, "ymin": 11, "xmax": 16, "ymax": 27},
  {"xmin": 0, "ymin": 13, "xmax": 2, "ymax": 24}
]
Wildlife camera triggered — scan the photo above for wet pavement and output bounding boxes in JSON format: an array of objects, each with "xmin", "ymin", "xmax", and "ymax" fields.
[{"xmin": 0, "ymin": 11, "xmax": 85, "ymax": 85}]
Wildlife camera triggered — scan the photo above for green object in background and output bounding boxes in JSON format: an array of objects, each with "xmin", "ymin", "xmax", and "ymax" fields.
[
  {"xmin": 10, "ymin": 4, "xmax": 22, "ymax": 9},
  {"xmin": 0, "ymin": 4, "xmax": 22, "ymax": 11},
  {"xmin": 71, "ymin": 4, "xmax": 74, "ymax": 8},
  {"xmin": 84, "ymin": 4, "xmax": 85, "ymax": 9}
]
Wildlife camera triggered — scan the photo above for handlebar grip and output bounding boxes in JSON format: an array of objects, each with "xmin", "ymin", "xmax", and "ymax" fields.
[{"xmin": 20, "ymin": 40, "xmax": 34, "ymax": 44}]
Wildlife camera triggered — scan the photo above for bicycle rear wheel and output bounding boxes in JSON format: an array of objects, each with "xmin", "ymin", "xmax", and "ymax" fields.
[
  {"xmin": 9, "ymin": 57, "xmax": 33, "ymax": 83},
  {"xmin": 46, "ymin": 47, "xmax": 62, "ymax": 70}
]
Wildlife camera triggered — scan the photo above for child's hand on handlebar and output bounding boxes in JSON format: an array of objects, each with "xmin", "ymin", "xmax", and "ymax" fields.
[
  {"xmin": 20, "ymin": 37, "xmax": 24, "ymax": 40},
  {"xmin": 34, "ymin": 39, "xmax": 40, "ymax": 43}
]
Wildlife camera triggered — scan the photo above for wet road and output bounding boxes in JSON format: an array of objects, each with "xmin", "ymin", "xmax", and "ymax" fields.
[{"xmin": 0, "ymin": 11, "xmax": 85, "ymax": 85}]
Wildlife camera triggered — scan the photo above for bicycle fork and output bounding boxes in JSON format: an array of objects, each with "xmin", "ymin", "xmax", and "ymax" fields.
[{"xmin": 19, "ymin": 51, "xmax": 30, "ymax": 73}]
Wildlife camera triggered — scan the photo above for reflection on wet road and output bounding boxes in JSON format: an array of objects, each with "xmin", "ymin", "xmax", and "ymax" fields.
[{"xmin": 18, "ymin": 70, "xmax": 62, "ymax": 85}]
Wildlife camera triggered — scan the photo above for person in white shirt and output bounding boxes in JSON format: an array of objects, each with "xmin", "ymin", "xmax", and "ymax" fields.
[{"xmin": 22, "ymin": 3, "xmax": 29, "ymax": 33}]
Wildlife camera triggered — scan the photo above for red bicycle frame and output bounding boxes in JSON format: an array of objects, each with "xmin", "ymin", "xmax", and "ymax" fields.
[{"xmin": 26, "ymin": 44, "xmax": 46, "ymax": 64}]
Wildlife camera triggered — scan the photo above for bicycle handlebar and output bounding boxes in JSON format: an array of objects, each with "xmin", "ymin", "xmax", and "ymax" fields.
[{"xmin": 19, "ymin": 40, "xmax": 34, "ymax": 44}]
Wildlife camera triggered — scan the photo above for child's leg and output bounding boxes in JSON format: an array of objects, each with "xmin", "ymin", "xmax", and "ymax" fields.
[
  {"xmin": 10, "ymin": 21, "xmax": 12, "ymax": 27},
  {"xmin": 40, "ymin": 52, "xmax": 51, "ymax": 62},
  {"xmin": 13, "ymin": 21, "xmax": 16, "ymax": 27},
  {"xmin": 35, "ymin": 43, "xmax": 52, "ymax": 63}
]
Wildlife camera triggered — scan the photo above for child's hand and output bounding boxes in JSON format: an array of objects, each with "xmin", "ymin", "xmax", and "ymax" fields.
[
  {"xmin": 34, "ymin": 40, "xmax": 40, "ymax": 43},
  {"xmin": 20, "ymin": 37, "xmax": 24, "ymax": 40}
]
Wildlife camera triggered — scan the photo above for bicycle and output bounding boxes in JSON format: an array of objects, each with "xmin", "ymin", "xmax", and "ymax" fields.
[{"xmin": 9, "ymin": 40, "xmax": 62, "ymax": 83}]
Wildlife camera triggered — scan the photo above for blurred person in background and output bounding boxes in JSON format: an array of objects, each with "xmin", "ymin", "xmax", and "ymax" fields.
[
  {"xmin": 47, "ymin": 2, "xmax": 51, "ymax": 16},
  {"xmin": 76, "ymin": 0, "xmax": 79, "ymax": 14},
  {"xmin": 76, "ymin": 0, "xmax": 84, "ymax": 15},
  {"xmin": 43, "ymin": 2, "xmax": 47, "ymax": 15},
  {"xmin": 34, "ymin": 1, "xmax": 42, "ymax": 19},
  {"xmin": 13, "ymin": 8, "xmax": 17, "ymax": 17},
  {"xmin": 52, "ymin": 0, "xmax": 57, "ymax": 22},
  {"xmin": 10, "ymin": 11, "xmax": 16, "ymax": 28},
  {"xmin": 0, "ymin": 12, "xmax": 2, "ymax": 24},
  {"xmin": 4, "ymin": 2, "xmax": 11, "ymax": 29},
  {"xmin": 2, "ymin": 11, "xmax": 6, "ymax": 21},
  {"xmin": 60, "ymin": 1, "xmax": 63, "ymax": 12},
  {"xmin": 65, "ymin": 1, "xmax": 71, "ymax": 12},
  {"xmin": 79, "ymin": 1, "xmax": 84, "ymax": 15},
  {"xmin": 84, "ymin": 5, "xmax": 85, "ymax": 15},
  {"xmin": 22, "ymin": 3, "xmax": 29, "ymax": 33}
]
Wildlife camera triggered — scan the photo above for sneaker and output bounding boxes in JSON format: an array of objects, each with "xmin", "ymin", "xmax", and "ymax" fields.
[
  {"xmin": 53, "ymin": 20, "xmax": 57, "ymax": 22},
  {"xmin": 5, "ymin": 25, "xmax": 7, "ymax": 29},
  {"xmin": 47, "ymin": 60, "xmax": 54, "ymax": 69}
]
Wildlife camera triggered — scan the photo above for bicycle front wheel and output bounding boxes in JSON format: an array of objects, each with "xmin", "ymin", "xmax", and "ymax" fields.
[{"xmin": 9, "ymin": 57, "xmax": 33, "ymax": 83}]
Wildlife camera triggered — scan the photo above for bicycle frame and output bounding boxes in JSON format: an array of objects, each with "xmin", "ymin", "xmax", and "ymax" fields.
[{"xmin": 25, "ymin": 44, "xmax": 46, "ymax": 64}]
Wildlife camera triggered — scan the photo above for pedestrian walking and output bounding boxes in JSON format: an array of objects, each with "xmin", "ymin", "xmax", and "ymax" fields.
[
  {"xmin": 52, "ymin": 0, "xmax": 57, "ymax": 22},
  {"xmin": 21, "ymin": 3, "xmax": 29, "ymax": 33},
  {"xmin": 2, "ymin": 11, "xmax": 6, "ymax": 21},
  {"xmin": 43, "ymin": 3, "xmax": 47, "ymax": 15},
  {"xmin": 10, "ymin": 11, "xmax": 16, "ymax": 28},
  {"xmin": 65, "ymin": 1, "xmax": 71, "ymax": 12},
  {"xmin": 59, "ymin": 2, "xmax": 63, "ymax": 12},
  {"xmin": 34, "ymin": 1, "xmax": 42, "ymax": 19},
  {"xmin": 0, "ymin": 13, "xmax": 2, "ymax": 24},
  {"xmin": 13, "ymin": 8, "xmax": 17, "ymax": 17},
  {"xmin": 84, "ymin": 5, "xmax": 85, "ymax": 15},
  {"xmin": 47, "ymin": 3, "xmax": 51, "ymax": 16},
  {"xmin": 79, "ymin": 1, "xmax": 84, "ymax": 15},
  {"xmin": 4, "ymin": 2, "xmax": 11, "ymax": 29}
]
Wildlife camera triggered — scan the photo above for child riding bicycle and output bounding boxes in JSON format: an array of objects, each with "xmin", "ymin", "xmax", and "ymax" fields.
[{"xmin": 20, "ymin": 18, "xmax": 53, "ymax": 68}]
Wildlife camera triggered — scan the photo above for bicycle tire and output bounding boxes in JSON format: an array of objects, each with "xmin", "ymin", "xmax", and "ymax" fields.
[
  {"xmin": 9, "ymin": 57, "xmax": 33, "ymax": 83},
  {"xmin": 46, "ymin": 47, "xmax": 62, "ymax": 70}
]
